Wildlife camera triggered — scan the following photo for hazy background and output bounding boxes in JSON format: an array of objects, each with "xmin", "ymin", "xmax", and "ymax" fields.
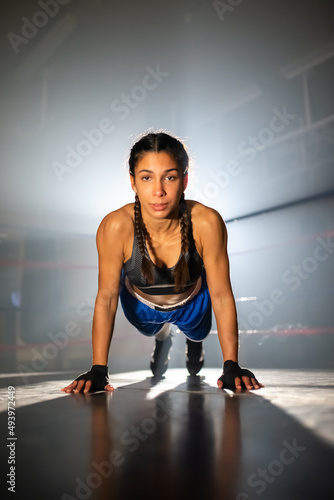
[{"xmin": 1, "ymin": 0, "xmax": 334, "ymax": 375}]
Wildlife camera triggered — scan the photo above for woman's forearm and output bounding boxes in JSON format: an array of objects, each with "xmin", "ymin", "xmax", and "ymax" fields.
[
  {"xmin": 91, "ymin": 293, "xmax": 118, "ymax": 366},
  {"xmin": 212, "ymin": 295, "xmax": 239, "ymax": 363}
]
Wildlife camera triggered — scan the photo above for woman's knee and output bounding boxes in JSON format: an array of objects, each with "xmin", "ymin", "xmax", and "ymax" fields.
[{"xmin": 155, "ymin": 323, "xmax": 172, "ymax": 341}]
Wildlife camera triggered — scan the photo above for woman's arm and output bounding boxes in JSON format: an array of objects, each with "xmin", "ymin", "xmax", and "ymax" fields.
[
  {"xmin": 61, "ymin": 210, "xmax": 126, "ymax": 393},
  {"xmin": 198, "ymin": 206, "xmax": 263, "ymax": 391},
  {"xmin": 92, "ymin": 212, "xmax": 125, "ymax": 366},
  {"xmin": 200, "ymin": 208, "xmax": 238, "ymax": 361}
]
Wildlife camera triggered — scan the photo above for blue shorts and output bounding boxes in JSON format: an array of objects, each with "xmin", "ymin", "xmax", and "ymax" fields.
[{"xmin": 119, "ymin": 270, "xmax": 212, "ymax": 342}]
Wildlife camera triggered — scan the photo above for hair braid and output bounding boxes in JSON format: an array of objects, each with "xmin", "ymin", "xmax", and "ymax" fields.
[
  {"xmin": 134, "ymin": 194, "xmax": 154, "ymax": 284},
  {"xmin": 173, "ymin": 193, "xmax": 190, "ymax": 291}
]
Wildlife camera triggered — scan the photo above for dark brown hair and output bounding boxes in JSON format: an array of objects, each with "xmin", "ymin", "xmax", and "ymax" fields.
[{"xmin": 129, "ymin": 132, "xmax": 190, "ymax": 291}]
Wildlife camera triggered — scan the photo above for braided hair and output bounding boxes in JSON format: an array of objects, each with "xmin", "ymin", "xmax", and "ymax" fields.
[{"xmin": 129, "ymin": 132, "xmax": 191, "ymax": 292}]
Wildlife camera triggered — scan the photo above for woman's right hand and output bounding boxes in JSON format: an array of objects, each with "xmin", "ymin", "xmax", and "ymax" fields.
[{"xmin": 61, "ymin": 365, "xmax": 114, "ymax": 393}]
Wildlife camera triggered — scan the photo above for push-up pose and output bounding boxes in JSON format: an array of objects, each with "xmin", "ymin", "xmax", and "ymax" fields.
[{"xmin": 62, "ymin": 132, "xmax": 263, "ymax": 393}]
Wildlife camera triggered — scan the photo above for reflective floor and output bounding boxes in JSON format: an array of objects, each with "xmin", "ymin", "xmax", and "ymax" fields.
[{"xmin": 0, "ymin": 369, "xmax": 334, "ymax": 500}]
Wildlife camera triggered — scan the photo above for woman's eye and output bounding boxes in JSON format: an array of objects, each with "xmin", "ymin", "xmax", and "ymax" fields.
[
  {"xmin": 141, "ymin": 176, "xmax": 150, "ymax": 181},
  {"xmin": 166, "ymin": 176, "xmax": 176, "ymax": 181}
]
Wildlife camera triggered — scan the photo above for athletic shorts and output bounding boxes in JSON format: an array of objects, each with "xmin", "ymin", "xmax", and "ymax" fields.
[{"xmin": 119, "ymin": 269, "xmax": 212, "ymax": 342}]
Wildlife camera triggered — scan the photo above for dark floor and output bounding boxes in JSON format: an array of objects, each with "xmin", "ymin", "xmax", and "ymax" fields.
[{"xmin": 1, "ymin": 369, "xmax": 334, "ymax": 500}]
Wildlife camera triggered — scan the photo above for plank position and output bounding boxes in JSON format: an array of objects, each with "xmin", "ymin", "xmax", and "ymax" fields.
[{"xmin": 61, "ymin": 132, "xmax": 264, "ymax": 393}]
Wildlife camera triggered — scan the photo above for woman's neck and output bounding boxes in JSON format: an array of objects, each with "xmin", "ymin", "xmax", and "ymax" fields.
[
  {"xmin": 144, "ymin": 217, "xmax": 180, "ymax": 238},
  {"xmin": 141, "ymin": 209, "xmax": 180, "ymax": 237}
]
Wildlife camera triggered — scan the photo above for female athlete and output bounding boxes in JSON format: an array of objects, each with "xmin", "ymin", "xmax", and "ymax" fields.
[{"xmin": 61, "ymin": 132, "xmax": 263, "ymax": 394}]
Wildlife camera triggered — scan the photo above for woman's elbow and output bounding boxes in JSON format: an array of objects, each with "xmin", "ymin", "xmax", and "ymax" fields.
[{"xmin": 95, "ymin": 289, "xmax": 119, "ymax": 311}]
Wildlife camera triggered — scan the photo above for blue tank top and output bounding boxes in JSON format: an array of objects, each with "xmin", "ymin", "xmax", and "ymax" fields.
[{"xmin": 123, "ymin": 221, "xmax": 204, "ymax": 295}]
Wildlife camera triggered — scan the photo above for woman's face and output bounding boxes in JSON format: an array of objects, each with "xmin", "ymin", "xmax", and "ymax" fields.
[{"xmin": 130, "ymin": 152, "xmax": 187, "ymax": 220}]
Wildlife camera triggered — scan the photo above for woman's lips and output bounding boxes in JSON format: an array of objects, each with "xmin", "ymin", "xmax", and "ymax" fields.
[{"xmin": 150, "ymin": 203, "xmax": 168, "ymax": 211}]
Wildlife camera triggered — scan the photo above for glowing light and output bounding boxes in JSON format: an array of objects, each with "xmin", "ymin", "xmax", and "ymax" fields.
[{"xmin": 235, "ymin": 296, "xmax": 257, "ymax": 302}]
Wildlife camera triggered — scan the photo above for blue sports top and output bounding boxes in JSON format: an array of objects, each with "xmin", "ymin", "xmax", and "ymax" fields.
[{"xmin": 123, "ymin": 222, "xmax": 204, "ymax": 296}]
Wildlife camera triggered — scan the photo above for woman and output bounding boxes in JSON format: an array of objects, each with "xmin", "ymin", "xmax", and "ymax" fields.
[{"xmin": 61, "ymin": 132, "xmax": 263, "ymax": 394}]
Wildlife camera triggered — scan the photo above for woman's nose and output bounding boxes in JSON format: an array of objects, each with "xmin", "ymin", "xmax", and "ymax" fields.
[{"xmin": 153, "ymin": 181, "xmax": 165, "ymax": 196}]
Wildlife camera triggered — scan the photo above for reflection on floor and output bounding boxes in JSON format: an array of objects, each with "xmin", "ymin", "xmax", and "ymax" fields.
[{"xmin": 0, "ymin": 369, "xmax": 333, "ymax": 500}]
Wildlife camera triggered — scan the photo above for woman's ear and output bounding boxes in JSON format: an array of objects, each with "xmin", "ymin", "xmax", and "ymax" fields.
[
  {"xmin": 130, "ymin": 174, "xmax": 137, "ymax": 193},
  {"xmin": 183, "ymin": 173, "xmax": 188, "ymax": 191}
]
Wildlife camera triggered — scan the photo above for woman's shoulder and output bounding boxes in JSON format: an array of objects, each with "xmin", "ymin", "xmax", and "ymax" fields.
[
  {"xmin": 186, "ymin": 200, "xmax": 227, "ymax": 252},
  {"xmin": 186, "ymin": 200, "xmax": 225, "ymax": 227},
  {"xmin": 97, "ymin": 204, "xmax": 134, "ymax": 241}
]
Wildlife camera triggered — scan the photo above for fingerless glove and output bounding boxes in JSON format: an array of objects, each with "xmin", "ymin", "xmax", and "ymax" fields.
[
  {"xmin": 75, "ymin": 364, "xmax": 109, "ymax": 392},
  {"xmin": 219, "ymin": 360, "xmax": 255, "ymax": 390}
]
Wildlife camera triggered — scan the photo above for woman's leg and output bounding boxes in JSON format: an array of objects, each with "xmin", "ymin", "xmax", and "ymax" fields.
[
  {"xmin": 155, "ymin": 323, "xmax": 172, "ymax": 341},
  {"xmin": 173, "ymin": 272, "xmax": 212, "ymax": 375},
  {"xmin": 186, "ymin": 338, "xmax": 205, "ymax": 375},
  {"xmin": 151, "ymin": 323, "xmax": 173, "ymax": 377}
]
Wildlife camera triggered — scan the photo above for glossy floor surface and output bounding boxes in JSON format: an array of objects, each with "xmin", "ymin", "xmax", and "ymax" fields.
[{"xmin": 0, "ymin": 369, "xmax": 334, "ymax": 500}]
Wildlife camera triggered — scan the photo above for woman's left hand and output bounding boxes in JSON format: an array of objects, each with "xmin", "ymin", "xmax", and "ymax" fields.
[{"xmin": 217, "ymin": 360, "xmax": 264, "ymax": 391}]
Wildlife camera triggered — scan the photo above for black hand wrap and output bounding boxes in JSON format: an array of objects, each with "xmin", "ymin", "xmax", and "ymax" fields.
[
  {"xmin": 75, "ymin": 365, "xmax": 109, "ymax": 392},
  {"xmin": 219, "ymin": 360, "xmax": 255, "ymax": 390}
]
